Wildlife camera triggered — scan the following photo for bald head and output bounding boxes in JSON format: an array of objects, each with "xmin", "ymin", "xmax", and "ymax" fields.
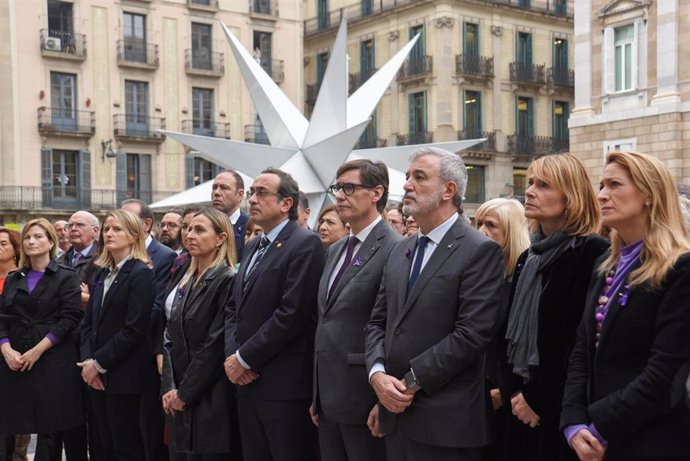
[{"xmin": 68, "ymin": 211, "xmax": 100, "ymax": 251}]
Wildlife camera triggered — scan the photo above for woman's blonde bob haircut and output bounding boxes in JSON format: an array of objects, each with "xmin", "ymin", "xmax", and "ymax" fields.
[
  {"xmin": 598, "ymin": 151, "xmax": 690, "ymax": 288},
  {"xmin": 18, "ymin": 218, "xmax": 58, "ymax": 268},
  {"xmin": 95, "ymin": 209, "xmax": 152, "ymax": 269},
  {"xmin": 180, "ymin": 206, "xmax": 237, "ymax": 287},
  {"xmin": 475, "ymin": 198, "xmax": 530, "ymax": 279},
  {"xmin": 527, "ymin": 154, "xmax": 600, "ymax": 236}
]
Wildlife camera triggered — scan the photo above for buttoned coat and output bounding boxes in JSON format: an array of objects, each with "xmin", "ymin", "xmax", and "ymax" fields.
[
  {"xmin": 365, "ymin": 219, "xmax": 504, "ymax": 448},
  {"xmin": 561, "ymin": 253, "xmax": 690, "ymax": 458},
  {"xmin": 0, "ymin": 260, "xmax": 84, "ymax": 433},
  {"xmin": 80, "ymin": 259, "xmax": 154, "ymax": 394},
  {"xmin": 162, "ymin": 264, "xmax": 236, "ymax": 454},
  {"xmin": 314, "ymin": 220, "xmax": 402, "ymax": 424}
]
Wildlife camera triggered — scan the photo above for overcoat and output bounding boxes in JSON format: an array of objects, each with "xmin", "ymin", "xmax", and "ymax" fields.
[{"xmin": 0, "ymin": 260, "xmax": 84, "ymax": 433}]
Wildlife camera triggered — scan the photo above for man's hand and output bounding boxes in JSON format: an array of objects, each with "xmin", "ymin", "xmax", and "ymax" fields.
[
  {"xmin": 156, "ymin": 354, "xmax": 163, "ymax": 376},
  {"xmin": 370, "ymin": 372, "xmax": 413, "ymax": 414},
  {"xmin": 367, "ymin": 404, "xmax": 384, "ymax": 438},
  {"xmin": 511, "ymin": 392, "xmax": 540, "ymax": 428},
  {"xmin": 80, "ymin": 283, "xmax": 90, "ymax": 307},
  {"xmin": 1, "ymin": 344, "xmax": 24, "ymax": 371},
  {"xmin": 570, "ymin": 428, "xmax": 607, "ymax": 461},
  {"xmin": 490, "ymin": 388, "xmax": 503, "ymax": 410},
  {"xmin": 224, "ymin": 354, "xmax": 259, "ymax": 385},
  {"xmin": 77, "ymin": 359, "xmax": 104, "ymax": 390},
  {"xmin": 308, "ymin": 403, "xmax": 319, "ymax": 427},
  {"xmin": 162, "ymin": 390, "xmax": 186, "ymax": 415}
]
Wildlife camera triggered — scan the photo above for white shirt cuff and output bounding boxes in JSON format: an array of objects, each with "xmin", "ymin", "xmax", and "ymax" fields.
[
  {"xmin": 235, "ymin": 349, "xmax": 251, "ymax": 369},
  {"xmin": 368, "ymin": 361, "xmax": 386, "ymax": 382}
]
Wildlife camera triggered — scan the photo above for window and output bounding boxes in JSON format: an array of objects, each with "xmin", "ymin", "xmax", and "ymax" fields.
[
  {"xmin": 253, "ymin": 31, "xmax": 273, "ymax": 76},
  {"xmin": 464, "ymin": 91, "xmax": 482, "ymax": 137},
  {"xmin": 358, "ymin": 112, "xmax": 378, "ymax": 148},
  {"xmin": 317, "ymin": 52, "xmax": 329, "ymax": 88},
  {"xmin": 465, "ymin": 165, "xmax": 485, "ymax": 204},
  {"xmin": 47, "ymin": 0, "xmax": 73, "ymax": 40},
  {"xmin": 513, "ymin": 167, "xmax": 527, "ymax": 197},
  {"xmin": 409, "ymin": 24, "xmax": 425, "ymax": 60},
  {"xmin": 123, "ymin": 12, "xmax": 146, "ymax": 63},
  {"xmin": 516, "ymin": 32, "xmax": 532, "ymax": 65},
  {"xmin": 187, "ymin": 157, "xmax": 221, "ymax": 188},
  {"xmin": 192, "ymin": 88, "xmax": 214, "ymax": 136},
  {"xmin": 317, "ymin": 0, "xmax": 329, "ymax": 30},
  {"xmin": 554, "ymin": 0, "xmax": 567, "ymax": 15},
  {"xmin": 409, "ymin": 92, "xmax": 427, "ymax": 136},
  {"xmin": 516, "ymin": 97, "xmax": 534, "ymax": 136},
  {"xmin": 463, "ymin": 23, "xmax": 479, "ymax": 57},
  {"xmin": 52, "ymin": 150, "xmax": 78, "ymax": 202},
  {"xmin": 518, "ymin": 0, "xmax": 531, "ymax": 7},
  {"xmin": 126, "ymin": 154, "xmax": 152, "ymax": 202},
  {"xmin": 191, "ymin": 23, "xmax": 212, "ymax": 70},
  {"xmin": 552, "ymin": 37, "xmax": 568, "ymax": 81},
  {"xmin": 361, "ymin": 0, "xmax": 373, "ymax": 16},
  {"xmin": 553, "ymin": 101, "xmax": 569, "ymax": 150},
  {"xmin": 614, "ymin": 25, "xmax": 633, "ymax": 91},
  {"xmin": 50, "ymin": 72, "xmax": 77, "ymax": 130},
  {"xmin": 125, "ymin": 80, "xmax": 149, "ymax": 136},
  {"xmin": 41, "ymin": 148, "xmax": 90, "ymax": 209},
  {"xmin": 360, "ymin": 39, "xmax": 375, "ymax": 76},
  {"xmin": 603, "ymin": 138, "xmax": 636, "ymax": 160},
  {"xmin": 603, "ymin": 22, "xmax": 640, "ymax": 94},
  {"xmin": 253, "ymin": 0, "xmax": 272, "ymax": 14}
]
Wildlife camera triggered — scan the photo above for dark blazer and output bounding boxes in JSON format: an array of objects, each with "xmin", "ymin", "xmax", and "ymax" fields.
[
  {"xmin": 233, "ymin": 211, "xmax": 250, "ymax": 262},
  {"xmin": 0, "ymin": 260, "xmax": 84, "ymax": 434},
  {"xmin": 147, "ymin": 237, "xmax": 176, "ymax": 314},
  {"xmin": 162, "ymin": 264, "xmax": 236, "ymax": 454},
  {"xmin": 153, "ymin": 251, "xmax": 191, "ymax": 356},
  {"xmin": 314, "ymin": 220, "xmax": 402, "ymax": 424},
  {"xmin": 225, "ymin": 219, "xmax": 325, "ymax": 401},
  {"xmin": 59, "ymin": 243, "xmax": 100, "ymax": 286},
  {"xmin": 80, "ymin": 259, "xmax": 155, "ymax": 394},
  {"xmin": 561, "ymin": 252, "xmax": 690, "ymax": 459},
  {"xmin": 365, "ymin": 218, "xmax": 504, "ymax": 448}
]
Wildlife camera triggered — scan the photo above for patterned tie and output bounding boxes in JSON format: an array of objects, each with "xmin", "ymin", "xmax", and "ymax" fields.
[
  {"xmin": 407, "ymin": 236, "xmax": 430, "ymax": 297},
  {"xmin": 328, "ymin": 236, "xmax": 359, "ymax": 300},
  {"xmin": 244, "ymin": 235, "xmax": 270, "ymax": 282},
  {"xmin": 72, "ymin": 252, "xmax": 82, "ymax": 267}
]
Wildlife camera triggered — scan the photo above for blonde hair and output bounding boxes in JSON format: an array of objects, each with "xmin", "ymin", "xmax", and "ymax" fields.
[
  {"xmin": 95, "ymin": 209, "xmax": 152, "ymax": 268},
  {"xmin": 476, "ymin": 198, "xmax": 530, "ymax": 279},
  {"xmin": 527, "ymin": 154, "xmax": 600, "ymax": 236},
  {"xmin": 599, "ymin": 151, "xmax": 690, "ymax": 288},
  {"xmin": 18, "ymin": 218, "xmax": 57, "ymax": 268},
  {"xmin": 180, "ymin": 207, "xmax": 237, "ymax": 287}
]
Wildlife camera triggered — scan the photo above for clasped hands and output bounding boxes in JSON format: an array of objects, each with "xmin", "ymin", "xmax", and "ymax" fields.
[
  {"xmin": 370, "ymin": 372, "xmax": 415, "ymax": 414},
  {"xmin": 224, "ymin": 354, "xmax": 259, "ymax": 385},
  {"xmin": 1, "ymin": 342, "xmax": 47, "ymax": 372},
  {"xmin": 510, "ymin": 392, "xmax": 540, "ymax": 428},
  {"xmin": 162, "ymin": 390, "xmax": 186, "ymax": 416},
  {"xmin": 570, "ymin": 428, "xmax": 607, "ymax": 461},
  {"xmin": 76, "ymin": 359, "xmax": 105, "ymax": 390}
]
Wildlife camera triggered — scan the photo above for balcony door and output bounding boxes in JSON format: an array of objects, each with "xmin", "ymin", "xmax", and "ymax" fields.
[
  {"xmin": 52, "ymin": 150, "xmax": 79, "ymax": 207},
  {"xmin": 463, "ymin": 22, "xmax": 479, "ymax": 72},
  {"xmin": 192, "ymin": 23, "xmax": 212, "ymax": 70},
  {"xmin": 125, "ymin": 80, "xmax": 149, "ymax": 136},
  {"xmin": 253, "ymin": 31, "xmax": 272, "ymax": 76},
  {"xmin": 517, "ymin": 32, "xmax": 532, "ymax": 65},
  {"xmin": 192, "ymin": 88, "xmax": 214, "ymax": 136},
  {"xmin": 408, "ymin": 92, "xmax": 427, "ymax": 141},
  {"xmin": 50, "ymin": 72, "xmax": 77, "ymax": 131},
  {"xmin": 360, "ymin": 39, "xmax": 375, "ymax": 79},
  {"xmin": 123, "ymin": 12, "xmax": 146, "ymax": 63},
  {"xmin": 464, "ymin": 91, "xmax": 482, "ymax": 138},
  {"xmin": 47, "ymin": 0, "xmax": 73, "ymax": 42},
  {"xmin": 553, "ymin": 37, "xmax": 568, "ymax": 84}
]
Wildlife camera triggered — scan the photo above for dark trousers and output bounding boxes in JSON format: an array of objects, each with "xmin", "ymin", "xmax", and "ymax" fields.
[
  {"xmin": 0, "ymin": 436, "xmax": 13, "ymax": 461},
  {"xmin": 237, "ymin": 395, "xmax": 316, "ymax": 461},
  {"xmin": 140, "ymin": 361, "xmax": 168, "ymax": 461},
  {"xmin": 36, "ymin": 429, "xmax": 87, "ymax": 461},
  {"xmin": 317, "ymin": 415, "xmax": 385, "ymax": 461},
  {"xmin": 385, "ymin": 429, "xmax": 480, "ymax": 461},
  {"xmin": 90, "ymin": 390, "xmax": 146, "ymax": 461},
  {"xmin": 170, "ymin": 453, "xmax": 230, "ymax": 461}
]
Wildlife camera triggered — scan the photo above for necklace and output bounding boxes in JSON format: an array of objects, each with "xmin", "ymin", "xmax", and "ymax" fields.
[{"xmin": 595, "ymin": 268, "xmax": 632, "ymax": 348}]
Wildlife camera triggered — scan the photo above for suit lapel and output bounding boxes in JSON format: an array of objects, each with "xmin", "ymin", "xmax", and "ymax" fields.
[
  {"xmin": 319, "ymin": 237, "xmax": 346, "ymax": 312},
  {"xmin": 395, "ymin": 236, "xmax": 418, "ymax": 311},
  {"xmin": 99, "ymin": 260, "xmax": 134, "ymax": 322},
  {"xmin": 183, "ymin": 266, "xmax": 219, "ymax": 317}
]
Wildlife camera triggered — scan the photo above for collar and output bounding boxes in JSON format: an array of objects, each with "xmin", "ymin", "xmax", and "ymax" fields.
[
  {"xmin": 145, "ymin": 234, "xmax": 153, "ymax": 248},
  {"xmin": 351, "ymin": 215, "xmax": 382, "ymax": 244},
  {"xmin": 110, "ymin": 255, "xmax": 132, "ymax": 274},
  {"xmin": 229, "ymin": 208, "xmax": 241, "ymax": 225},
  {"xmin": 265, "ymin": 219, "xmax": 290, "ymax": 243},
  {"xmin": 77, "ymin": 243, "xmax": 94, "ymax": 257},
  {"xmin": 421, "ymin": 213, "xmax": 458, "ymax": 245}
]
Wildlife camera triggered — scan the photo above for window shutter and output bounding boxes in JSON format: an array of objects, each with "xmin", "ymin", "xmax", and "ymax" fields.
[
  {"xmin": 116, "ymin": 152, "xmax": 127, "ymax": 206},
  {"xmin": 41, "ymin": 147, "xmax": 53, "ymax": 208},
  {"xmin": 79, "ymin": 149, "xmax": 92, "ymax": 209},
  {"xmin": 477, "ymin": 92, "xmax": 482, "ymax": 133},
  {"xmin": 603, "ymin": 27, "xmax": 615, "ymax": 94},
  {"xmin": 185, "ymin": 156, "xmax": 195, "ymax": 189},
  {"xmin": 632, "ymin": 19, "xmax": 640, "ymax": 90},
  {"xmin": 141, "ymin": 154, "xmax": 152, "ymax": 204},
  {"xmin": 408, "ymin": 93, "xmax": 416, "ymax": 134},
  {"xmin": 526, "ymin": 33, "xmax": 532, "ymax": 66},
  {"xmin": 527, "ymin": 98, "xmax": 534, "ymax": 136},
  {"xmin": 421, "ymin": 92, "xmax": 427, "ymax": 133}
]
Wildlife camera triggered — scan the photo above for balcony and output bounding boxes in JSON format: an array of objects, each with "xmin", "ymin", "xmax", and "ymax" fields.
[
  {"xmin": 508, "ymin": 134, "xmax": 568, "ymax": 162},
  {"xmin": 259, "ymin": 59, "xmax": 284, "ymax": 84},
  {"xmin": 349, "ymin": 68, "xmax": 377, "ymax": 94},
  {"xmin": 113, "ymin": 114, "xmax": 166, "ymax": 143},
  {"xmin": 0, "ymin": 187, "xmax": 174, "ymax": 211},
  {"xmin": 455, "ymin": 54, "xmax": 494, "ymax": 81},
  {"xmin": 40, "ymin": 29, "xmax": 87, "ymax": 61},
  {"xmin": 37, "ymin": 107, "xmax": 95, "ymax": 138},
  {"xmin": 457, "ymin": 130, "xmax": 497, "ymax": 152},
  {"xmin": 250, "ymin": 0, "xmax": 279, "ymax": 17},
  {"xmin": 185, "ymin": 50, "xmax": 224, "ymax": 77},
  {"xmin": 186, "ymin": 0, "xmax": 219, "ymax": 11},
  {"xmin": 547, "ymin": 67, "xmax": 574, "ymax": 89},
  {"xmin": 397, "ymin": 56, "xmax": 433, "ymax": 84},
  {"xmin": 510, "ymin": 62, "xmax": 545, "ymax": 87},
  {"xmin": 244, "ymin": 125, "xmax": 270, "ymax": 144},
  {"xmin": 117, "ymin": 40, "xmax": 159, "ymax": 69},
  {"xmin": 396, "ymin": 131, "xmax": 433, "ymax": 146},
  {"xmin": 181, "ymin": 120, "xmax": 231, "ymax": 139},
  {"xmin": 355, "ymin": 136, "xmax": 387, "ymax": 149}
]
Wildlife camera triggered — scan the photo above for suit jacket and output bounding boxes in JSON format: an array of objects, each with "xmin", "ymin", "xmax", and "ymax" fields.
[
  {"xmin": 147, "ymin": 238, "xmax": 176, "ymax": 353},
  {"xmin": 314, "ymin": 220, "xmax": 402, "ymax": 424},
  {"xmin": 225, "ymin": 219, "xmax": 325, "ymax": 401},
  {"xmin": 561, "ymin": 253, "xmax": 690, "ymax": 458},
  {"xmin": 365, "ymin": 218, "xmax": 504, "ymax": 448},
  {"xmin": 80, "ymin": 259, "xmax": 155, "ymax": 394},
  {"xmin": 59, "ymin": 243, "xmax": 100, "ymax": 286},
  {"xmin": 233, "ymin": 211, "xmax": 250, "ymax": 262}
]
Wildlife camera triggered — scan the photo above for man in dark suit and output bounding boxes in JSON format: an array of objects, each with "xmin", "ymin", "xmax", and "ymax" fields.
[
  {"xmin": 121, "ymin": 199, "xmax": 176, "ymax": 461},
  {"xmin": 311, "ymin": 159, "xmax": 402, "ymax": 460},
  {"xmin": 224, "ymin": 167, "xmax": 325, "ymax": 461},
  {"xmin": 60, "ymin": 211, "xmax": 101, "ymax": 306},
  {"xmin": 212, "ymin": 168, "xmax": 249, "ymax": 260},
  {"xmin": 365, "ymin": 147, "xmax": 504, "ymax": 460}
]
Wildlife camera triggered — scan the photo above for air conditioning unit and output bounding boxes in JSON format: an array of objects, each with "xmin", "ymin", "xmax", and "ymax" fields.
[{"xmin": 43, "ymin": 37, "xmax": 62, "ymax": 51}]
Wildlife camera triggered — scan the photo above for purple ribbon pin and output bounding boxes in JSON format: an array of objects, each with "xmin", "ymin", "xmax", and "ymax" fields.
[{"xmin": 353, "ymin": 256, "xmax": 362, "ymax": 267}]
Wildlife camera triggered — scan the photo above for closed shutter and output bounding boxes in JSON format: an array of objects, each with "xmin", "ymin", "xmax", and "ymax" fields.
[
  {"xmin": 185, "ymin": 156, "xmax": 195, "ymax": 189},
  {"xmin": 79, "ymin": 149, "xmax": 91, "ymax": 209},
  {"xmin": 140, "ymin": 154, "xmax": 152, "ymax": 203},
  {"xmin": 603, "ymin": 26, "xmax": 615, "ymax": 93},
  {"xmin": 41, "ymin": 147, "xmax": 53, "ymax": 208},
  {"xmin": 116, "ymin": 152, "xmax": 127, "ymax": 206}
]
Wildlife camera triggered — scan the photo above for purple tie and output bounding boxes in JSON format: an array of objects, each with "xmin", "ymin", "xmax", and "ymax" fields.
[
  {"xmin": 72, "ymin": 252, "xmax": 82, "ymax": 267},
  {"xmin": 328, "ymin": 236, "xmax": 359, "ymax": 300}
]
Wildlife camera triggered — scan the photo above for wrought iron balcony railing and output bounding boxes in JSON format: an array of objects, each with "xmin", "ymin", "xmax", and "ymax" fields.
[
  {"xmin": 349, "ymin": 68, "xmax": 377, "ymax": 94},
  {"xmin": 457, "ymin": 130, "xmax": 497, "ymax": 152},
  {"xmin": 397, "ymin": 56, "xmax": 433, "ymax": 82},
  {"xmin": 455, "ymin": 54, "xmax": 494, "ymax": 79},
  {"xmin": 355, "ymin": 137, "xmax": 387, "ymax": 149},
  {"xmin": 181, "ymin": 120, "xmax": 231, "ymax": 139},
  {"xmin": 117, "ymin": 39, "xmax": 159, "ymax": 68},
  {"xmin": 306, "ymin": 84, "xmax": 319, "ymax": 104},
  {"xmin": 510, "ymin": 62, "xmax": 546, "ymax": 85},
  {"xmin": 187, "ymin": 0, "xmax": 218, "ymax": 9},
  {"xmin": 250, "ymin": 0, "xmax": 278, "ymax": 16},
  {"xmin": 185, "ymin": 49, "xmax": 225, "ymax": 76},
  {"xmin": 396, "ymin": 131, "xmax": 433, "ymax": 146},
  {"xmin": 547, "ymin": 67, "xmax": 574, "ymax": 88},
  {"xmin": 0, "ymin": 186, "xmax": 175, "ymax": 211},
  {"xmin": 37, "ymin": 107, "xmax": 95, "ymax": 137},
  {"xmin": 244, "ymin": 125, "xmax": 270, "ymax": 145},
  {"xmin": 508, "ymin": 134, "xmax": 568, "ymax": 161},
  {"xmin": 40, "ymin": 29, "xmax": 87, "ymax": 60},
  {"xmin": 260, "ymin": 59, "xmax": 284, "ymax": 83},
  {"xmin": 113, "ymin": 114, "xmax": 166, "ymax": 141}
]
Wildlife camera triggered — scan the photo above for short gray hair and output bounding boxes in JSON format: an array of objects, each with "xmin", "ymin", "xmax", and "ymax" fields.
[{"xmin": 409, "ymin": 147, "xmax": 467, "ymax": 207}]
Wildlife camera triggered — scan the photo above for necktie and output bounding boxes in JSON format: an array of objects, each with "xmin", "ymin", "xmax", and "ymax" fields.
[
  {"xmin": 245, "ymin": 236, "xmax": 270, "ymax": 282},
  {"xmin": 72, "ymin": 252, "xmax": 82, "ymax": 267},
  {"xmin": 407, "ymin": 236, "xmax": 430, "ymax": 297},
  {"xmin": 328, "ymin": 236, "xmax": 359, "ymax": 300}
]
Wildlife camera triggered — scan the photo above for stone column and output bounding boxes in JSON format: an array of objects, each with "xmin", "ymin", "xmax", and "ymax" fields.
[
  {"xmin": 434, "ymin": 15, "xmax": 455, "ymax": 141},
  {"xmin": 571, "ymin": 0, "xmax": 594, "ymax": 118},
  {"xmin": 651, "ymin": 0, "xmax": 680, "ymax": 105}
]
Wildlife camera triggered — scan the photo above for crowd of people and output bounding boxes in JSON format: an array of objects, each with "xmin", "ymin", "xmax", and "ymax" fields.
[{"xmin": 1, "ymin": 148, "xmax": 690, "ymax": 461}]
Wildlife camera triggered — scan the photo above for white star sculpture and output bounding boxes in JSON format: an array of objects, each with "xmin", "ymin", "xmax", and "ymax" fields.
[{"xmin": 155, "ymin": 17, "xmax": 484, "ymax": 225}]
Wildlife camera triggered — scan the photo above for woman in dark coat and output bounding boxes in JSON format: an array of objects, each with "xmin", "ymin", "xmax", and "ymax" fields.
[
  {"xmin": 0, "ymin": 218, "xmax": 84, "ymax": 461},
  {"xmin": 561, "ymin": 151, "xmax": 690, "ymax": 460},
  {"xmin": 500, "ymin": 154, "xmax": 608, "ymax": 460},
  {"xmin": 161, "ymin": 207, "xmax": 239, "ymax": 461}
]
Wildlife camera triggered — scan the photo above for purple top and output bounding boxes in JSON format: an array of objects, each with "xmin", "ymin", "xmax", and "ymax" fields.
[{"xmin": 564, "ymin": 240, "xmax": 644, "ymax": 447}]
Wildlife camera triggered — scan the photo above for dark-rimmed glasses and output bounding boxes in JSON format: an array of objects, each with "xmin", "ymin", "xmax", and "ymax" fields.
[
  {"xmin": 246, "ymin": 188, "xmax": 283, "ymax": 200},
  {"xmin": 329, "ymin": 183, "xmax": 372, "ymax": 196}
]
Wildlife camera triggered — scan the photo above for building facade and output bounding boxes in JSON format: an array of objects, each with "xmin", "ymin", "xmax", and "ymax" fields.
[
  {"xmin": 0, "ymin": 0, "xmax": 302, "ymax": 225},
  {"xmin": 303, "ymin": 0, "xmax": 574, "ymax": 214},
  {"xmin": 569, "ymin": 0, "xmax": 690, "ymax": 187}
]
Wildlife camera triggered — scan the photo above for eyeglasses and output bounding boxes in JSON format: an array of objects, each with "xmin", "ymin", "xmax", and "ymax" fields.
[
  {"xmin": 158, "ymin": 222, "xmax": 180, "ymax": 230},
  {"xmin": 329, "ymin": 183, "xmax": 372, "ymax": 196},
  {"xmin": 246, "ymin": 188, "xmax": 283, "ymax": 200},
  {"xmin": 66, "ymin": 222, "xmax": 89, "ymax": 230}
]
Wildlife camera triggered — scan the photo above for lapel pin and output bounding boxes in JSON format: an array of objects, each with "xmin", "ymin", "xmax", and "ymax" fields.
[
  {"xmin": 405, "ymin": 248, "xmax": 412, "ymax": 259},
  {"xmin": 447, "ymin": 244, "xmax": 453, "ymax": 249},
  {"xmin": 276, "ymin": 242, "xmax": 283, "ymax": 249},
  {"xmin": 353, "ymin": 256, "xmax": 362, "ymax": 267}
]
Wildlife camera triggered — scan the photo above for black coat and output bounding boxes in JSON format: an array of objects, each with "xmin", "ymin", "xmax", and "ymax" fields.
[
  {"xmin": 561, "ymin": 253, "xmax": 690, "ymax": 459},
  {"xmin": 500, "ymin": 234, "xmax": 608, "ymax": 459},
  {"xmin": 80, "ymin": 259, "xmax": 154, "ymax": 394},
  {"xmin": 161, "ymin": 264, "xmax": 236, "ymax": 454},
  {"xmin": 0, "ymin": 260, "xmax": 84, "ymax": 433}
]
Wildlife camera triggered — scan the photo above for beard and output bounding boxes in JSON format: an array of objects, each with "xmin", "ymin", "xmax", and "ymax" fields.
[{"xmin": 402, "ymin": 187, "xmax": 443, "ymax": 218}]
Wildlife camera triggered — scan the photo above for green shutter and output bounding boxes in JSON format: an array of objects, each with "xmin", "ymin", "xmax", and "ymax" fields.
[
  {"xmin": 408, "ymin": 93, "xmax": 416, "ymax": 134},
  {"xmin": 527, "ymin": 98, "xmax": 534, "ymax": 136},
  {"xmin": 41, "ymin": 147, "xmax": 53, "ymax": 208},
  {"xmin": 116, "ymin": 152, "xmax": 127, "ymax": 206},
  {"xmin": 79, "ymin": 149, "xmax": 92, "ymax": 209},
  {"xmin": 185, "ymin": 156, "xmax": 195, "ymax": 189},
  {"xmin": 141, "ymin": 154, "xmax": 152, "ymax": 203}
]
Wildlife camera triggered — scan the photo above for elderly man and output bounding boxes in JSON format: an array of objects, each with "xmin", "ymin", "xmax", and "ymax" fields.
[
  {"xmin": 385, "ymin": 207, "xmax": 405, "ymax": 235},
  {"xmin": 365, "ymin": 147, "xmax": 504, "ymax": 460},
  {"xmin": 212, "ymin": 169, "xmax": 249, "ymax": 260},
  {"xmin": 157, "ymin": 210, "xmax": 183, "ymax": 254},
  {"xmin": 53, "ymin": 220, "xmax": 71, "ymax": 258},
  {"xmin": 312, "ymin": 159, "xmax": 402, "ymax": 460},
  {"xmin": 60, "ymin": 211, "xmax": 100, "ymax": 296}
]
